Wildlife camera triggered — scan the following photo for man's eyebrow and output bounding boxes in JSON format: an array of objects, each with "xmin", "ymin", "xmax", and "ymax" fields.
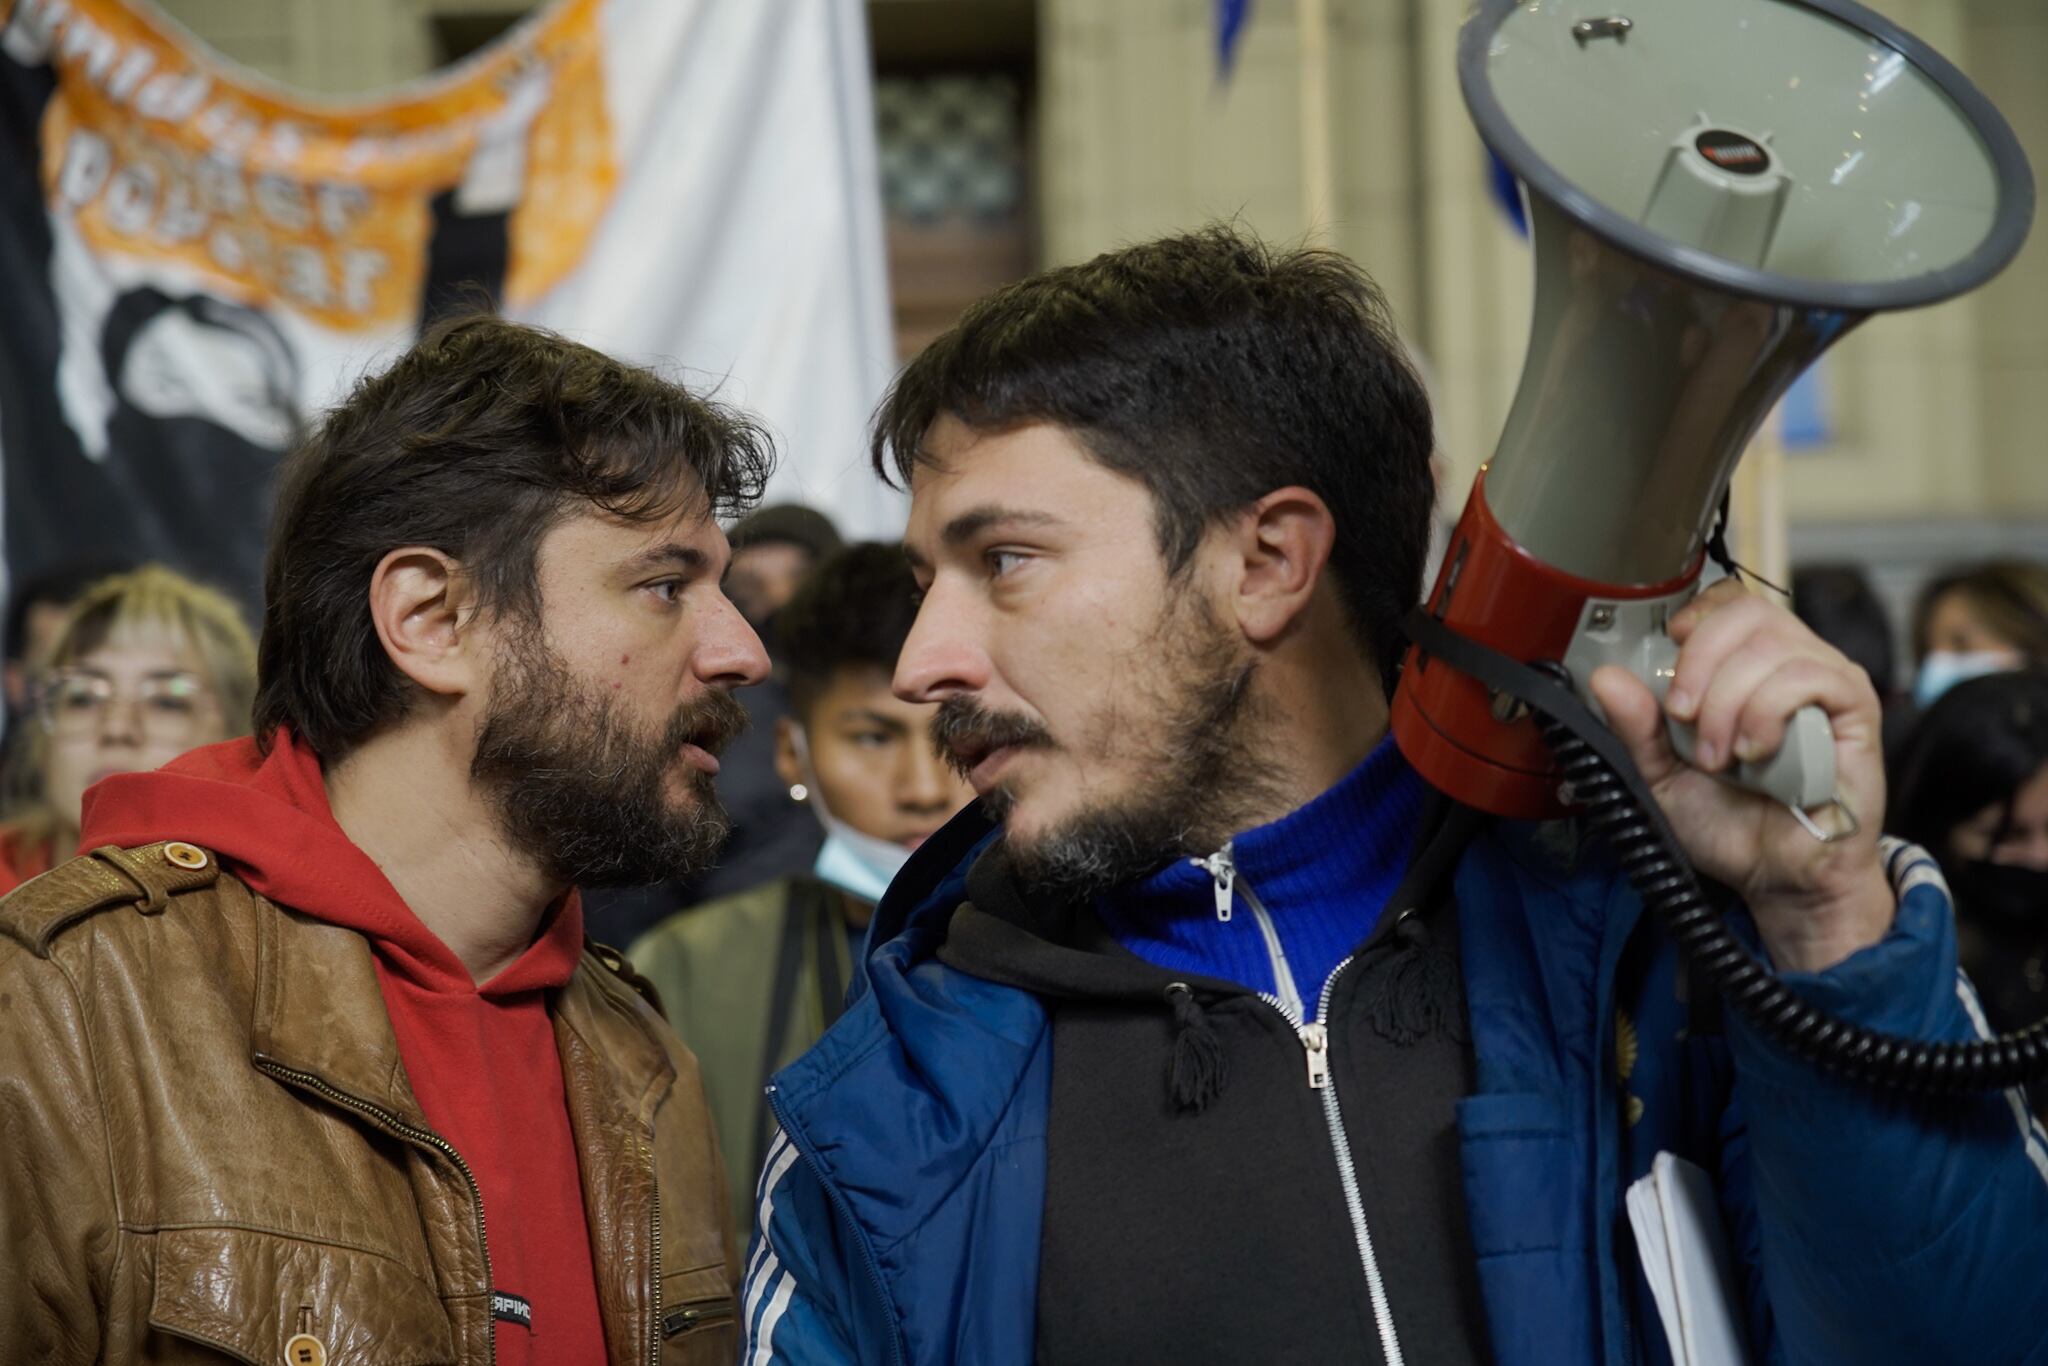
[
  {"xmin": 903, "ymin": 506, "xmax": 1065, "ymax": 571},
  {"xmin": 938, "ymin": 505, "xmax": 1064, "ymax": 548},
  {"xmin": 623, "ymin": 543, "xmax": 714, "ymax": 575}
]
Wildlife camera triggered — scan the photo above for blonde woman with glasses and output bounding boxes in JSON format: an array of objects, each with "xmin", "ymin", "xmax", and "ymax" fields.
[{"xmin": 0, "ymin": 565, "xmax": 254, "ymax": 891}]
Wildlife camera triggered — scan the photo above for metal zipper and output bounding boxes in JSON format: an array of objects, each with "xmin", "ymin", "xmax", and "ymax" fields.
[
  {"xmin": 1199, "ymin": 845, "xmax": 1406, "ymax": 1360},
  {"xmin": 664, "ymin": 1297, "xmax": 737, "ymax": 1337},
  {"xmin": 255, "ymin": 1057, "xmax": 497, "ymax": 1366},
  {"xmin": 648, "ymin": 1136, "xmax": 664, "ymax": 1366},
  {"xmin": 1259, "ymin": 964, "xmax": 1406, "ymax": 1366},
  {"xmin": 1193, "ymin": 845, "xmax": 1305, "ymax": 1020},
  {"xmin": 1240, "ymin": 880, "xmax": 1305, "ymax": 1022},
  {"xmin": 1192, "ymin": 843, "xmax": 1238, "ymax": 922}
]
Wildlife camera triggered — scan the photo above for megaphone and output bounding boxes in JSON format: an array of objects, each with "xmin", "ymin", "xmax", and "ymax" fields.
[
  {"xmin": 1392, "ymin": 0, "xmax": 2034, "ymax": 821},
  {"xmin": 1391, "ymin": 0, "xmax": 2047, "ymax": 1092}
]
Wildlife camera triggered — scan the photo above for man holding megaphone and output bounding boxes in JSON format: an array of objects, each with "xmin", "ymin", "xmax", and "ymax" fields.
[{"xmin": 736, "ymin": 226, "xmax": 2048, "ymax": 1366}]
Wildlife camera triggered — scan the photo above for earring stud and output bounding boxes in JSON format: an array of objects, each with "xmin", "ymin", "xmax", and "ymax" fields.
[{"xmin": 789, "ymin": 783, "xmax": 809, "ymax": 802}]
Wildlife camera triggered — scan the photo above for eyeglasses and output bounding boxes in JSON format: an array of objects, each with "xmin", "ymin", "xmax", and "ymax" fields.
[{"xmin": 38, "ymin": 670, "xmax": 219, "ymax": 745}]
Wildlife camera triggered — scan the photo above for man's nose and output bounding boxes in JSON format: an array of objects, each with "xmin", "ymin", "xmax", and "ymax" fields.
[
  {"xmin": 695, "ymin": 590, "xmax": 772, "ymax": 689},
  {"xmin": 893, "ymin": 580, "xmax": 990, "ymax": 704}
]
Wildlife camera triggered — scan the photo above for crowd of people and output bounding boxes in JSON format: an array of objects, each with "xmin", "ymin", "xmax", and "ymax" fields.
[
  {"xmin": 1793, "ymin": 558, "xmax": 2048, "ymax": 1068},
  {"xmin": 7, "ymin": 542, "xmax": 2040, "ymax": 1098},
  {"xmin": 2, "ymin": 227, "xmax": 2045, "ymax": 1365}
]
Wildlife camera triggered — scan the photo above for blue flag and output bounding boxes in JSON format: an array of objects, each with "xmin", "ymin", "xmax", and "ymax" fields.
[{"xmin": 1217, "ymin": 0, "xmax": 1253, "ymax": 81}]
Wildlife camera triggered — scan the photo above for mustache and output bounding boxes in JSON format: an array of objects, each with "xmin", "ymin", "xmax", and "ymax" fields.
[
  {"xmin": 930, "ymin": 697, "xmax": 1054, "ymax": 778},
  {"xmin": 664, "ymin": 687, "xmax": 750, "ymax": 759}
]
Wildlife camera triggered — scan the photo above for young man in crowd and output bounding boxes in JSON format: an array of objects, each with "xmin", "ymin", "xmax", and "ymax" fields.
[
  {"xmin": 0, "ymin": 316, "xmax": 771, "ymax": 1364},
  {"xmin": 631, "ymin": 542, "xmax": 972, "ymax": 1239},
  {"xmin": 742, "ymin": 228, "xmax": 2048, "ymax": 1364}
]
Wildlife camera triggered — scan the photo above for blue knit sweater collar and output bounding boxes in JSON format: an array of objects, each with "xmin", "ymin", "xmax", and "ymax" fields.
[{"xmin": 1095, "ymin": 734, "xmax": 1425, "ymax": 1018}]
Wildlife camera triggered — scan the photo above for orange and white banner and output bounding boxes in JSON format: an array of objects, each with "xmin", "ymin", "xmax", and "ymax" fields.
[{"xmin": 0, "ymin": 0, "xmax": 894, "ymax": 606}]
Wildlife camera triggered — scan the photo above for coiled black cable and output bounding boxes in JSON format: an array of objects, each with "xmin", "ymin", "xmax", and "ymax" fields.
[
  {"xmin": 1405, "ymin": 608, "xmax": 2048, "ymax": 1093},
  {"xmin": 1534, "ymin": 706, "xmax": 2048, "ymax": 1091}
]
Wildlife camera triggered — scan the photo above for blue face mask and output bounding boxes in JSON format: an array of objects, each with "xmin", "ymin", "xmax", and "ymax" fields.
[
  {"xmin": 811, "ymin": 824, "xmax": 912, "ymax": 905},
  {"xmin": 1915, "ymin": 650, "xmax": 2017, "ymax": 709},
  {"xmin": 791, "ymin": 727, "xmax": 915, "ymax": 904}
]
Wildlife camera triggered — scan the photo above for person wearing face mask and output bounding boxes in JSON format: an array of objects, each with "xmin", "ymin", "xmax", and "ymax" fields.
[
  {"xmin": 1890, "ymin": 669, "xmax": 2048, "ymax": 1114},
  {"xmin": 0, "ymin": 565, "xmax": 254, "ymax": 892},
  {"xmin": 629, "ymin": 542, "xmax": 973, "ymax": 1237},
  {"xmin": 1909, "ymin": 559, "xmax": 2048, "ymax": 710}
]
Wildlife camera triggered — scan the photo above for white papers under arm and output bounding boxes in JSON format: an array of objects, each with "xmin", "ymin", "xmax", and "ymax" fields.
[{"xmin": 1626, "ymin": 1151, "xmax": 1752, "ymax": 1366}]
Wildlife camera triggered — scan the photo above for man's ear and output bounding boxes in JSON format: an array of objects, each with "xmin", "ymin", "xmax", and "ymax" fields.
[
  {"xmin": 366, "ymin": 547, "xmax": 483, "ymax": 700},
  {"xmin": 1227, "ymin": 486, "xmax": 1338, "ymax": 647}
]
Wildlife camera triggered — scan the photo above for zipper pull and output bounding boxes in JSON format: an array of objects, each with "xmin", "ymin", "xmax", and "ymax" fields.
[
  {"xmin": 1191, "ymin": 841, "xmax": 1236, "ymax": 922},
  {"xmin": 1299, "ymin": 1022, "xmax": 1330, "ymax": 1090}
]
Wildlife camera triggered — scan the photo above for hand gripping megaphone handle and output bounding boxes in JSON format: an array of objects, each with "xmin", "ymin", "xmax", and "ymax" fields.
[
  {"xmin": 1669, "ymin": 706, "xmax": 1845, "ymax": 835},
  {"xmin": 1563, "ymin": 596, "xmax": 1837, "ymax": 816},
  {"xmin": 1634, "ymin": 634, "xmax": 1838, "ymax": 813},
  {"xmin": 1403, "ymin": 605, "xmax": 2048, "ymax": 1091}
]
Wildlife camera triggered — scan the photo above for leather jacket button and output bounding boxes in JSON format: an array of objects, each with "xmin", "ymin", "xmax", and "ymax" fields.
[
  {"xmin": 284, "ymin": 1333, "xmax": 326, "ymax": 1366},
  {"xmin": 163, "ymin": 842, "xmax": 209, "ymax": 871}
]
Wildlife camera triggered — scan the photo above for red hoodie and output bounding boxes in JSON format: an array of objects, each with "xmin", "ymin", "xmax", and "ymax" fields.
[
  {"xmin": 80, "ymin": 732, "xmax": 606, "ymax": 1366},
  {"xmin": 0, "ymin": 825, "xmax": 53, "ymax": 894}
]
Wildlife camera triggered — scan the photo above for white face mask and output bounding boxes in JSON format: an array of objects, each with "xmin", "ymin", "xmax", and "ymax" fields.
[
  {"xmin": 1915, "ymin": 649, "xmax": 2016, "ymax": 710},
  {"xmin": 791, "ymin": 728, "xmax": 914, "ymax": 904}
]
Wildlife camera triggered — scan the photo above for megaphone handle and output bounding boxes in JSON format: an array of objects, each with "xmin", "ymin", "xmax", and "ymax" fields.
[{"xmin": 1634, "ymin": 634, "xmax": 1837, "ymax": 810}]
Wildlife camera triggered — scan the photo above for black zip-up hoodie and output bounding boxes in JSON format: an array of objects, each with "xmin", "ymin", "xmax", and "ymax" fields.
[{"xmin": 936, "ymin": 804, "xmax": 1495, "ymax": 1366}]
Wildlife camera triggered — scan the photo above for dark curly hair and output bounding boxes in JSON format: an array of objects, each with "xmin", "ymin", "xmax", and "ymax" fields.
[
  {"xmin": 775, "ymin": 542, "xmax": 921, "ymax": 719},
  {"xmin": 869, "ymin": 223, "xmax": 1435, "ymax": 692},
  {"xmin": 256, "ymin": 312, "xmax": 775, "ymax": 759}
]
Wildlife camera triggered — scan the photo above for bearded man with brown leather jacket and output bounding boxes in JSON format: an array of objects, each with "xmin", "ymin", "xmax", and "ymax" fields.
[{"xmin": 0, "ymin": 315, "xmax": 776, "ymax": 1365}]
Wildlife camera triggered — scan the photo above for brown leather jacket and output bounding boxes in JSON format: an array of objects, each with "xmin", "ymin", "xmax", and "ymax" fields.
[{"xmin": 0, "ymin": 841, "xmax": 740, "ymax": 1365}]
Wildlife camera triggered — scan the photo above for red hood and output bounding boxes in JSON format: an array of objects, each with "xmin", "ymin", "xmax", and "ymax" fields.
[{"xmin": 78, "ymin": 731, "xmax": 582, "ymax": 997}]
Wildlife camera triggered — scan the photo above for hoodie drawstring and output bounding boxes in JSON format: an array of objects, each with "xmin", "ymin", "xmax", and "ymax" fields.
[
  {"xmin": 1358, "ymin": 909, "xmax": 1465, "ymax": 1047},
  {"xmin": 1164, "ymin": 981, "xmax": 1226, "ymax": 1113}
]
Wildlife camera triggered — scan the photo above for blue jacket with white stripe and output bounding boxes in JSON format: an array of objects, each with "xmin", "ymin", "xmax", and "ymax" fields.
[{"xmin": 741, "ymin": 808, "xmax": 2048, "ymax": 1364}]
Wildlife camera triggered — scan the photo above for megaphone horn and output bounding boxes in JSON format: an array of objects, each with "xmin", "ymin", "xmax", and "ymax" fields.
[
  {"xmin": 1393, "ymin": 0, "xmax": 2035, "ymax": 821},
  {"xmin": 1390, "ymin": 0, "xmax": 2048, "ymax": 1093}
]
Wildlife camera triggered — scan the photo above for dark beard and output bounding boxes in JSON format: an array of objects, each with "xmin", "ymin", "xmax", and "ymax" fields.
[
  {"xmin": 935, "ymin": 592, "xmax": 1280, "ymax": 902},
  {"xmin": 470, "ymin": 630, "xmax": 748, "ymax": 889}
]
